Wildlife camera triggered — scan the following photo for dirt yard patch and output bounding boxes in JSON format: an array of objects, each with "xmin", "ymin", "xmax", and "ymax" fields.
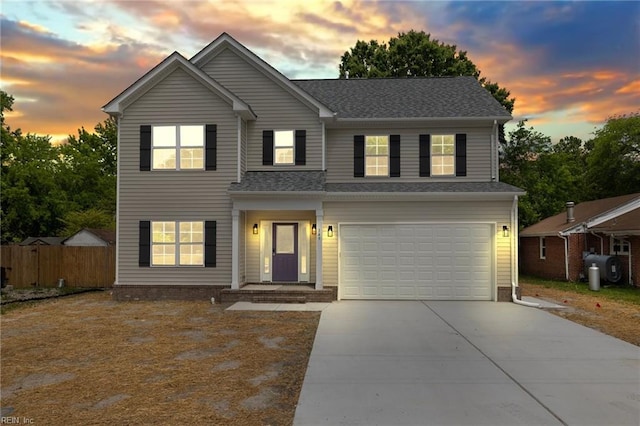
[
  {"xmin": 520, "ymin": 280, "xmax": 640, "ymax": 346},
  {"xmin": 0, "ymin": 292, "xmax": 320, "ymax": 425}
]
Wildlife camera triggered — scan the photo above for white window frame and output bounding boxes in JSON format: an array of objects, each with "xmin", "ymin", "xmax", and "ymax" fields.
[
  {"xmin": 274, "ymin": 130, "xmax": 295, "ymax": 165},
  {"xmin": 431, "ymin": 134, "xmax": 455, "ymax": 176},
  {"xmin": 365, "ymin": 135, "xmax": 389, "ymax": 177},
  {"xmin": 539, "ymin": 237, "xmax": 546, "ymax": 259},
  {"xmin": 610, "ymin": 236, "xmax": 629, "ymax": 255},
  {"xmin": 151, "ymin": 221, "xmax": 204, "ymax": 266},
  {"xmin": 152, "ymin": 125, "xmax": 205, "ymax": 170}
]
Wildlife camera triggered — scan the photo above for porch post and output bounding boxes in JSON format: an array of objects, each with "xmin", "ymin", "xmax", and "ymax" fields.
[
  {"xmin": 231, "ymin": 209, "xmax": 240, "ymax": 290},
  {"xmin": 315, "ymin": 209, "xmax": 323, "ymax": 290}
]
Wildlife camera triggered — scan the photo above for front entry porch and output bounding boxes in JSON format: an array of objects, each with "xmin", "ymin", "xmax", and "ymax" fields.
[
  {"xmin": 220, "ymin": 284, "xmax": 336, "ymax": 303},
  {"xmin": 230, "ymin": 197, "xmax": 326, "ymax": 292}
]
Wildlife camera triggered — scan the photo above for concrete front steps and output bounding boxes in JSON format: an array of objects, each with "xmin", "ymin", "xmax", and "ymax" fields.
[{"xmin": 220, "ymin": 284, "xmax": 336, "ymax": 304}]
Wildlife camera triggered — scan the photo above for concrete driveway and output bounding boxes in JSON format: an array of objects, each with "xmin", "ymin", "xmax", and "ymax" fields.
[{"xmin": 294, "ymin": 301, "xmax": 639, "ymax": 426}]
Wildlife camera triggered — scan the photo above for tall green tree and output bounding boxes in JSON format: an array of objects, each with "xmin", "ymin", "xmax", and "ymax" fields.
[
  {"xmin": 339, "ymin": 30, "xmax": 515, "ymax": 114},
  {"xmin": 500, "ymin": 121, "xmax": 589, "ymax": 227},
  {"xmin": 585, "ymin": 113, "xmax": 640, "ymax": 199},
  {"xmin": 1, "ymin": 91, "xmax": 117, "ymax": 243},
  {"xmin": 1, "ymin": 131, "xmax": 68, "ymax": 243},
  {"xmin": 60, "ymin": 208, "xmax": 115, "ymax": 237},
  {"xmin": 58, "ymin": 119, "xmax": 117, "ymax": 214}
]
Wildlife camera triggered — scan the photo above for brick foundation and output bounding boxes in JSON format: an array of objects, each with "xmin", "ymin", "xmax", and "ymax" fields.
[
  {"xmin": 497, "ymin": 286, "xmax": 518, "ymax": 302},
  {"xmin": 111, "ymin": 284, "xmax": 339, "ymax": 302},
  {"xmin": 220, "ymin": 286, "xmax": 337, "ymax": 303},
  {"xmin": 112, "ymin": 285, "xmax": 228, "ymax": 301}
]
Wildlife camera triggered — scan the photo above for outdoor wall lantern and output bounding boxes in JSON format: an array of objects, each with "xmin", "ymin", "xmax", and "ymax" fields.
[
  {"xmin": 253, "ymin": 224, "xmax": 259, "ymax": 235},
  {"xmin": 502, "ymin": 225, "xmax": 509, "ymax": 238},
  {"xmin": 327, "ymin": 225, "xmax": 334, "ymax": 237},
  {"xmin": 311, "ymin": 224, "xmax": 317, "ymax": 235}
]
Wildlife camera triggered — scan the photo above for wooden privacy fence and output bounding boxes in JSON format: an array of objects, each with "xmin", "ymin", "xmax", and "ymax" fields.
[{"xmin": 1, "ymin": 245, "xmax": 115, "ymax": 288}]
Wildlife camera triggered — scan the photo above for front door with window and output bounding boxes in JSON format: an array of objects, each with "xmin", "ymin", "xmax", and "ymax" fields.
[{"xmin": 272, "ymin": 223, "xmax": 298, "ymax": 281}]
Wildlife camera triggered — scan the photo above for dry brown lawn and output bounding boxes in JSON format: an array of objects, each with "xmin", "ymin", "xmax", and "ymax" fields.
[
  {"xmin": 3, "ymin": 283, "xmax": 638, "ymax": 425},
  {"xmin": 0, "ymin": 291, "xmax": 320, "ymax": 425},
  {"xmin": 520, "ymin": 280, "xmax": 640, "ymax": 346}
]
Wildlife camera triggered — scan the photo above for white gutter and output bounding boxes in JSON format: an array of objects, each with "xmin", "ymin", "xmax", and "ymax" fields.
[
  {"xmin": 511, "ymin": 195, "xmax": 540, "ymax": 307},
  {"xmin": 558, "ymin": 232, "xmax": 570, "ymax": 280},
  {"xmin": 621, "ymin": 237, "xmax": 633, "ymax": 285},
  {"xmin": 321, "ymin": 121, "xmax": 326, "ymax": 171},
  {"xmin": 589, "ymin": 231, "xmax": 604, "ymax": 254},
  {"xmin": 114, "ymin": 114, "xmax": 121, "ymax": 286},
  {"xmin": 333, "ymin": 116, "xmax": 512, "ymax": 123},
  {"xmin": 491, "ymin": 119, "xmax": 497, "ymax": 181}
]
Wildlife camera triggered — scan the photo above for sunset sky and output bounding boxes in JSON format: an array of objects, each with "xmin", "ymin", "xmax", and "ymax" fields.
[{"xmin": 1, "ymin": 0, "xmax": 638, "ymax": 144}]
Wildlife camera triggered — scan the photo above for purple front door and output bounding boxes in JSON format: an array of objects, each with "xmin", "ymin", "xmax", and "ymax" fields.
[{"xmin": 272, "ymin": 223, "xmax": 298, "ymax": 282}]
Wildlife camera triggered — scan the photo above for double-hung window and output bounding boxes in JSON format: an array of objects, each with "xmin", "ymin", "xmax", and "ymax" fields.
[
  {"xmin": 151, "ymin": 221, "xmax": 204, "ymax": 266},
  {"xmin": 365, "ymin": 135, "xmax": 389, "ymax": 176},
  {"xmin": 431, "ymin": 135, "xmax": 455, "ymax": 176},
  {"xmin": 539, "ymin": 237, "xmax": 546, "ymax": 259},
  {"xmin": 611, "ymin": 237, "xmax": 629, "ymax": 255},
  {"xmin": 152, "ymin": 125, "xmax": 204, "ymax": 170},
  {"xmin": 274, "ymin": 130, "xmax": 294, "ymax": 165}
]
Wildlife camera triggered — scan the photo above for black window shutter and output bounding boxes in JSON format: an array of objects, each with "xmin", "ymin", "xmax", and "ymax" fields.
[
  {"xmin": 455, "ymin": 133, "xmax": 467, "ymax": 177},
  {"xmin": 205, "ymin": 124, "xmax": 217, "ymax": 170},
  {"xmin": 295, "ymin": 130, "xmax": 306, "ymax": 165},
  {"xmin": 419, "ymin": 134, "xmax": 431, "ymax": 177},
  {"xmin": 262, "ymin": 130, "xmax": 274, "ymax": 165},
  {"xmin": 204, "ymin": 221, "xmax": 217, "ymax": 267},
  {"xmin": 389, "ymin": 135, "xmax": 401, "ymax": 177},
  {"xmin": 140, "ymin": 125, "xmax": 151, "ymax": 171},
  {"xmin": 354, "ymin": 135, "xmax": 365, "ymax": 177},
  {"xmin": 139, "ymin": 221, "xmax": 150, "ymax": 267}
]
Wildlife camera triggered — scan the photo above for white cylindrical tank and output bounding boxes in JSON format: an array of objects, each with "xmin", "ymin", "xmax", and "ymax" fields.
[{"xmin": 588, "ymin": 263, "xmax": 600, "ymax": 291}]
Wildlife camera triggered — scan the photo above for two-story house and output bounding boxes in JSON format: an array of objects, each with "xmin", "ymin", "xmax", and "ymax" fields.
[{"xmin": 103, "ymin": 33, "xmax": 524, "ymax": 302}]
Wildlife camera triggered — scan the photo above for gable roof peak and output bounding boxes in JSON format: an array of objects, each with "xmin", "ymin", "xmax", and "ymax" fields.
[
  {"xmin": 102, "ymin": 49, "xmax": 256, "ymax": 119},
  {"xmin": 190, "ymin": 32, "xmax": 335, "ymax": 119}
]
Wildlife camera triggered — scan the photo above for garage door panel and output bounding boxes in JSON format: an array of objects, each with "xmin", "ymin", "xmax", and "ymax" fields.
[{"xmin": 340, "ymin": 224, "xmax": 492, "ymax": 300}]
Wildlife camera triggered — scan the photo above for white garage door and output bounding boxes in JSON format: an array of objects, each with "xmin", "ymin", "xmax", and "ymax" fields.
[{"xmin": 340, "ymin": 224, "xmax": 493, "ymax": 300}]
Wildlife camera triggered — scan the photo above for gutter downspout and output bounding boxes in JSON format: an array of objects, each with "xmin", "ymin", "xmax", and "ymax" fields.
[
  {"xmin": 621, "ymin": 237, "xmax": 633, "ymax": 286},
  {"xmin": 321, "ymin": 121, "xmax": 326, "ymax": 171},
  {"xmin": 558, "ymin": 232, "xmax": 569, "ymax": 280},
  {"xmin": 114, "ymin": 114, "xmax": 121, "ymax": 286},
  {"xmin": 511, "ymin": 195, "xmax": 540, "ymax": 307},
  {"xmin": 492, "ymin": 120, "xmax": 500, "ymax": 182},
  {"xmin": 236, "ymin": 115, "xmax": 242, "ymax": 182},
  {"xmin": 589, "ymin": 231, "xmax": 604, "ymax": 254},
  {"xmin": 491, "ymin": 120, "xmax": 498, "ymax": 181}
]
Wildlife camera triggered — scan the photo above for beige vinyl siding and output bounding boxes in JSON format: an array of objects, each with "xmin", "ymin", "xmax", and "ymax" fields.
[
  {"xmin": 200, "ymin": 48, "xmax": 323, "ymax": 170},
  {"xmin": 117, "ymin": 68, "xmax": 237, "ymax": 286},
  {"xmin": 326, "ymin": 126, "xmax": 493, "ymax": 182},
  {"xmin": 245, "ymin": 211, "xmax": 317, "ymax": 283},
  {"xmin": 322, "ymin": 200, "xmax": 513, "ymax": 290}
]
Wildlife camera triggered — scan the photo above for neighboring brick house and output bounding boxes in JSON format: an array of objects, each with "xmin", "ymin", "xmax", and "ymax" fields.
[
  {"xmin": 520, "ymin": 193, "xmax": 640, "ymax": 286},
  {"xmin": 103, "ymin": 33, "xmax": 525, "ymax": 302}
]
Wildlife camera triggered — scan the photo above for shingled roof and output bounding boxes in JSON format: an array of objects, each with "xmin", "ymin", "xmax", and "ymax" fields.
[
  {"xmin": 520, "ymin": 193, "xmax": 640, "ymax": 237},
  {"xmin": 293, "ymin": 76, "xmax": 511, "ymax": 120},
  {"xmin": 228, "ymin": 171, "xmax": 326, "ymax": 192},
  {"xmin": 229, "ymin": 171, "xmax": 523, "ymax": 195},
  {"xmin": 325, "ymin": 181, "xmax": 523, "ymax": 194}
]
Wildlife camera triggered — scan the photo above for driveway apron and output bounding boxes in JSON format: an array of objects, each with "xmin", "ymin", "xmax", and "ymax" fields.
[{"xmin": 293, "ymin": 301, "xmax": 639, "ymax": 426}]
